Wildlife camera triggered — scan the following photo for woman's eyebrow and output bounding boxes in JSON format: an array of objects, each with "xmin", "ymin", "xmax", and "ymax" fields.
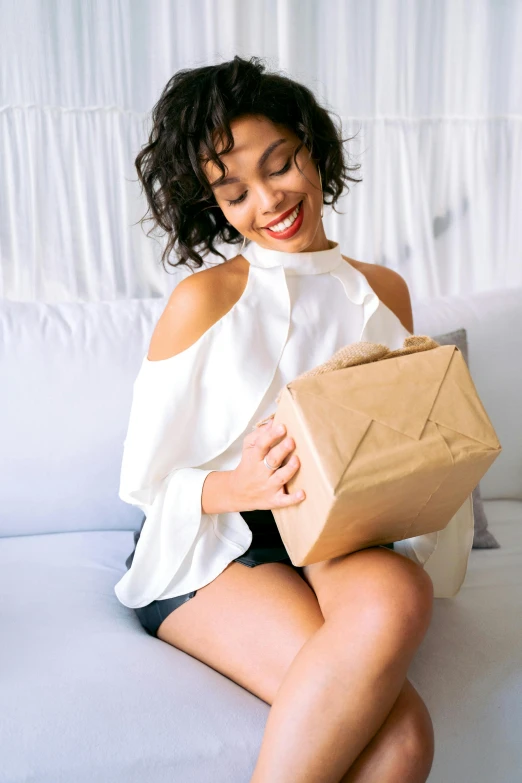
[
  {"xmin": 211, "ymin": 138, "xmax": 287, "ymax": 189},
  {"xmin": 257, "ymin": 137, "xmax": 287, "ymax": 168}
]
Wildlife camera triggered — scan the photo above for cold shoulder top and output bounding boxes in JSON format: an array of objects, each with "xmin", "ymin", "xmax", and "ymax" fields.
[{"xmin": 114, "ymin": 239, "xmax": 467, "ymax": 609}]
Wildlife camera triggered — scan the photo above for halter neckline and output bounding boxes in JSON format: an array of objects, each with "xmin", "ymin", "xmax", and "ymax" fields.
[{"xmin": 241, "ymin": 238, "xmax": 344, "ymax": 276}]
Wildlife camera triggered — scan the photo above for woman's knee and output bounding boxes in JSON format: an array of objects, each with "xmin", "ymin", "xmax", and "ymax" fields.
[
  {"xmin": 355, "ymin": 552, "xmax": 434, "ymax": 646},
  {"xmin": 311, "ymin": 549, "xmax": 434, "ymax": 646}
]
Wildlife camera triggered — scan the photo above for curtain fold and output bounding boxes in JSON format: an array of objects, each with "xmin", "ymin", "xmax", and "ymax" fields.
[{"xmin": 1, "ymin": 0, "xmax": 520, "ymax": 302}]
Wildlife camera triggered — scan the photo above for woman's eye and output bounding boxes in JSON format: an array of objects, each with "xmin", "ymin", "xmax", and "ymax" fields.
[
  {"xmin": 272, "ymin": 158, "xmax": 292, "ymax": 176},
  {"xmin": 225, "ymin": 158, "xmax": 291, "ymax": 206},
  {"xmin": 227, "ymin": 192, "xmax": 247, "ymax": 206}
]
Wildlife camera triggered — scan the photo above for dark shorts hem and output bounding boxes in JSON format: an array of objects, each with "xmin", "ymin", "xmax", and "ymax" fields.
[
  {"xmin": 133, "ymin": 591, "xmax": 198, "ymax": 637},
  {"xmin": 124, "ymin": 509, "xmax": 394, "ymax": 638},
  {"xmin": 126, "ymin": 509, "xmax": 307, "ymax": 638},
  {"xmin": 134, "ymin": 557, "xmax": 306, "ymax": 638}
]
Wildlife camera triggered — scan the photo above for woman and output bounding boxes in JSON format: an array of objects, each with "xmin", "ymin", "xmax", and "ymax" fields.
[{"xmin": 115, "ymin": 56, "xmax": 435, "ymax": 783}]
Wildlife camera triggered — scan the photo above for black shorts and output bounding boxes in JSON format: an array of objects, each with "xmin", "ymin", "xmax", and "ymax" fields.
[{"xmin": 124, "ymin": 509, "xmax": 307, "ymax": 638}]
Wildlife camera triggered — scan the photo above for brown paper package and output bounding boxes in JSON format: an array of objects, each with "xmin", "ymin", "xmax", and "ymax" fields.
[{"xmin": 262, "ymin": 337, "xmax": 501, "ymax": 567}]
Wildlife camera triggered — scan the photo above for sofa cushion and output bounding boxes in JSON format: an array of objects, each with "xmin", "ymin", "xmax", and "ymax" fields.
[
  {"xmin": 0, "ymin": 530, "xmax": 268, "ymax": 783},
  {"xmin": 432, "ymin": 328, "xmax": 499, "ymax": 549},
  {"xmin": 412, "ymin": 287, "xmax": 522, "ymax": 501},
  {"xmin": 409, "ymin": 500, "xmax": 522, "ymax": 783},
  {"xmin": 0, "ymin": 298, "xmax": 165, "ymax": 537},
  {"xmin": 1, "ymin": 502, "xmax": 521, "ymax": 783}
]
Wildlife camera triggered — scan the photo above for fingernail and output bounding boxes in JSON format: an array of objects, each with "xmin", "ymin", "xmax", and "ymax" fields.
[{"xmin": 276, "ymin": 425, "xmax": 285, "ymax": 434}]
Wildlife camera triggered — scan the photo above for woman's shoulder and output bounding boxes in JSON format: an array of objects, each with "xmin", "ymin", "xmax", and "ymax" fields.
[
  {"xmin": 147, "ymin": 255, "xmax": 250, "ymax": 361},
  {"xmin": 178, "ymin": 254, "xmax": 249, "ymax": 304},
  {"xmin": 342, "ymin": 256, "xmax": 414, "ymax": 333}
]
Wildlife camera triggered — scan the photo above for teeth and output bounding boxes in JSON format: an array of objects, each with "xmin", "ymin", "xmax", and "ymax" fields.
[{"xmin": 268, "ymin": 202, "xmax": 301, "ymax": 232}]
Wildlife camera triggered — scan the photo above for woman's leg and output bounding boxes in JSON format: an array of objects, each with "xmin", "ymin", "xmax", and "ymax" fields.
[
  {"xmin": 153, "ymin": 554, "xmax": 430, "ymax": 783},
  {"xmin": 250, "ymin": 548, "xmax": 434, "ymax": 783},
  {"xmin": 339, "ymin": 678, "xmax": 434, "ymax": 783}
]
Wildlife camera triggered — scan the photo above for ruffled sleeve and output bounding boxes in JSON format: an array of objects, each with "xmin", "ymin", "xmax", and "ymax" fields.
[{"xmin": 113, "ymin": 263, "xmax": 291, "ymax": 608}]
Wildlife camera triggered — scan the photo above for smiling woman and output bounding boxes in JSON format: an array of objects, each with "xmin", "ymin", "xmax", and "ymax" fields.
[
  {"xmin": 204, "ymin": 115, "xmax": 323, "ymax": 250},
  {"xmin": 134, "ymin": 55, "xmax": 362, "ymax": 268},
  {"xmin": 121, "ymin": 54, "xmax": 435, "ymax": 783}
]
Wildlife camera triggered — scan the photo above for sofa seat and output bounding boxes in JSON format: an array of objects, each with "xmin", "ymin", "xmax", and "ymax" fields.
[
  {"xmin": 0, "ymin": 531, "xmax": 269, "ymax": 783},
  {"xmin": 410, "ymin": 499, "xmax": 522, "ymax": 783},
  {"xmin": 2, "ymin": 501, "xmax": 521, "ymax": 783}
]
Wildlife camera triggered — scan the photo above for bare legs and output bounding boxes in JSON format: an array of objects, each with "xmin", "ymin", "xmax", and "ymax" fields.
[
  {"xmin": 250, "ymin": 549, "xmax": 434, "ymax": 783},
  {"xmin": 338, "ymin": 678, "xmax": 434, "ymax": 783}
]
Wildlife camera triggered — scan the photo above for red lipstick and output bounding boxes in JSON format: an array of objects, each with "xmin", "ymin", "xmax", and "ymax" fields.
[{"xmin": 263, "ymin": 200, "xmax": 304, "ymax": 240}]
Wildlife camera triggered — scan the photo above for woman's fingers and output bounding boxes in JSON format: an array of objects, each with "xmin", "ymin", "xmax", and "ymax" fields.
[
  {"xmin": 272, "ymin": 437, "xmax": 298, "ymax": 469},
  {"xmin": 257, "ymin": 425, "xmax": 300, "ymax": 475},
  {"xmin": 243, "ymin": 420, "xmax": 275, "ymax": 450},
  {"xmin": 253, "ymin": 422, "xmax": 286, "ymax": 457},
  {"xmin": 274, "ymin": 465, "xmax": 306, "ymax": 505},
  {"xmin": 248, "ymin": 422, "xmax": 305, "ymax": 496},
  {"xmin": 277, "ymin": 490, "xmax": 306, "ymax": 506},
  {"xmin": 270, "ymin": 449, "xmax": 305, "ymax": 506}
]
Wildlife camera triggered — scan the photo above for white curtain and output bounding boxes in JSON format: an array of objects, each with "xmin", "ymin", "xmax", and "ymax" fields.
[{"xmin": 1, "ymin": 0, "xmax": 521, "ymax": 302}]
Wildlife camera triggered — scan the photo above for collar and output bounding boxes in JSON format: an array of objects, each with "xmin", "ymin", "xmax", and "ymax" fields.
[
  {"xmin": 241, "ymin": 238, "xmax": 344, "ymax": 276},
  {"xmin": 242, "ymin": 237, "xmax": 378, "ymax": 307}
]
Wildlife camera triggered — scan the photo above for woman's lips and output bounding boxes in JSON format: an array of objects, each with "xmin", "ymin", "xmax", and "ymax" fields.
[
  {"xmin": 263, "ymin": 200, "xmax": 304, "ymax": 240},
  {"xmin": 263, "ymin": 202, "xmax": 301, "ymax": 228}
]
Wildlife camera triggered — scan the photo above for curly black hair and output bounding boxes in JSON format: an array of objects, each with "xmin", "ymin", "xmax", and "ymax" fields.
[{"xmin": 135, "ymin": 55, "xmax": 363, "ymax": 271}]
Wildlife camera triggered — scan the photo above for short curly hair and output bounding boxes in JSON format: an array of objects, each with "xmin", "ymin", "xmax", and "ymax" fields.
[{"xmin": 135, "ymin": 55, "xmax": 362, "ymax": 271}]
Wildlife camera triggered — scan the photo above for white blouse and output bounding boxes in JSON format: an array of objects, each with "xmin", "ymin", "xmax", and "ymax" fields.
[{"xmin": 114, "ymin": 239, "xmax": 472, "ymax": 609}]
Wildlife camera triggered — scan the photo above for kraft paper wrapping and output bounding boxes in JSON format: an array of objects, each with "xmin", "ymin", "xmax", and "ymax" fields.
[{"xmin": 261, "ymin": 337, "xmax": 501, "ymax": 567}]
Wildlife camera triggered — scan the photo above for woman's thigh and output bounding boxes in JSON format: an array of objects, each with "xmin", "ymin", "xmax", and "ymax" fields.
[
  {"xmin": 156, "ymin": 561, "xmax": 325, "ymax": 705},
  {"xmin": 301, "ymin": 547, "xmax": 434, "ymax": 637}
]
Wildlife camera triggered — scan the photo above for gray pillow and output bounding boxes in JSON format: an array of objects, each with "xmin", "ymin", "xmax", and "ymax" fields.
[{"xmin": 432, "ymin": 328, "xmax": 500, "ymax": 549}]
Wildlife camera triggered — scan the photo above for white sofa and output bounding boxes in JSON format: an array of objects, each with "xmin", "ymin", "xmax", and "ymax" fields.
[{"xmin": 1, "ymin": 286, "xmax": 521, "ymax": 783}]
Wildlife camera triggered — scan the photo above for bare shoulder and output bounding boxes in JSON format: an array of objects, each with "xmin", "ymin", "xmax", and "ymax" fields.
[
  {"xmin": 342, "ymin": 255, "xmax": 414, "ymax": 333},
  {"xmin": 147, "ymin": 255, "xmax": 250, "ymax": 361}
]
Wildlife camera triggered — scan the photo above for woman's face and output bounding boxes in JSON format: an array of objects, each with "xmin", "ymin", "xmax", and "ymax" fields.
[{"xmin": 203, "ymin": 115, "xmax": 329, "ymax": 253}]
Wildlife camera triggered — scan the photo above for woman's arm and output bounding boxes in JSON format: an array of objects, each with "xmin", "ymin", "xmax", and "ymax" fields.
[
  {"xmin": 201, "ymin": 470, "xmax": 238, "ymax": 515},
  {"xmin": 146, "ymin": 264, "xmax": 250, "ymax": 517},
  {"xmin": 365, "ymin": 265, "xmax": 414, "ymax": 333}
]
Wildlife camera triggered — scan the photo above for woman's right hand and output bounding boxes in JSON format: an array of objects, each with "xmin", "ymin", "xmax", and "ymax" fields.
[{"xmin": 232, "ymin": 419, "xmax": 306, "ymax": 512}]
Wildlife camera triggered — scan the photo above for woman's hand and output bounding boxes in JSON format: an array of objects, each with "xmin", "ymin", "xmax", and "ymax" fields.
[{"xmin": 232, "ymin": 420, "xmax": 306, "ymax": 512}]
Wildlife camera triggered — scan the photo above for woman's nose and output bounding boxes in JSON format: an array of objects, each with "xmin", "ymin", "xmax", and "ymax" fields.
[{"xmin": 255, "ymin": 183, "xmax": 285, "ymax": 214}]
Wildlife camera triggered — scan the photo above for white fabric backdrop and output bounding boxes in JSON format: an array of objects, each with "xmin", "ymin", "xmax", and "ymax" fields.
[{"xmin": 1, "ymin": 0, "xmax": 521, "ymax": 302}]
